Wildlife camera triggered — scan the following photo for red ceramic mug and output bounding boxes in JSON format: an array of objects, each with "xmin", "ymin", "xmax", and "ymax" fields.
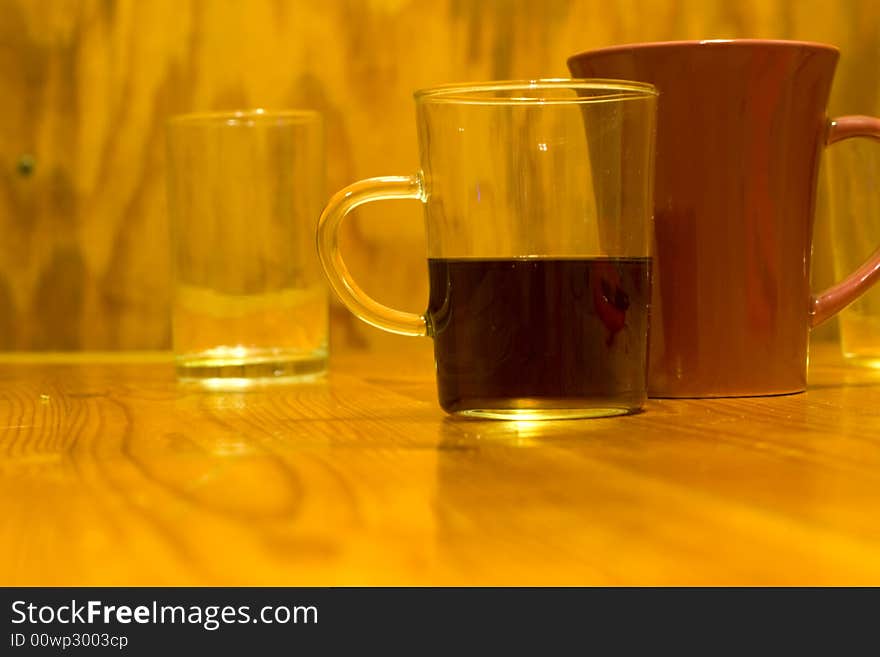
[{"xmin": 569, "ymin": 39, "xmax": 880, "ymax": 397}]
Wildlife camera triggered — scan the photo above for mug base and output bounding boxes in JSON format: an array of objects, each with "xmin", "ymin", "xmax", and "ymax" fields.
[
  {"xmin": 648, "ymin": 387, "xmax": 805, "ymax": 399},
  {"xmin": 456, "ymin": 408, "xmax": 632, "ymax": 420},
  {"xmin": 443, "ymin": 396, "xmax": 643, "ymax": 420}
]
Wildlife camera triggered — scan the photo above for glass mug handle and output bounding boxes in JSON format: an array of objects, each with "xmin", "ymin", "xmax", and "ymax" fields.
[
  {"xmin": 811, "ymin": 116, "xmax": 880, "ymax": 327},
  {"xmin": 317, "ymin": 175, "xmax": 429, "ymax": 337}
]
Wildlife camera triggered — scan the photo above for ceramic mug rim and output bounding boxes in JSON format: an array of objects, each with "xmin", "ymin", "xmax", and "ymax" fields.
[{"xmin": 568, "ymin": 38, "xmax": 840, "ymax": 65}]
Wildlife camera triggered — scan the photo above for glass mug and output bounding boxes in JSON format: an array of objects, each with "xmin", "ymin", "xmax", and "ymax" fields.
[{"xmin": 317, "ymin": 80, "xmax": 658, "ymax": 419}]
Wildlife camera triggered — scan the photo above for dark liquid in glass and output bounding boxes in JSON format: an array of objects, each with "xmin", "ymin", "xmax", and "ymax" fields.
[{"xmin": 426, "ymin": 257, "xmax": 651, "ymax": 418}]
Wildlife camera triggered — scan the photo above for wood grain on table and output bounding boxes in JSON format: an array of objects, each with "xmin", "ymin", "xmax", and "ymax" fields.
[{"xmin": 1, "ymin": 341, "xmax": 879, "ymax": 586}]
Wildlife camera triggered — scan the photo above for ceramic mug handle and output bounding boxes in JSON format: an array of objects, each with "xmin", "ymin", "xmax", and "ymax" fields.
[{"xmin": 810, "ymin": 115, "xmax": 880, "ymax": 327}]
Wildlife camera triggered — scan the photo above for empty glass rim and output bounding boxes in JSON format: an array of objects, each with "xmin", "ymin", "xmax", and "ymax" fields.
[
  {"xmin": 167, "ymin": 109, "xmax": 321, "ymax": 126},
  {"xmin": 414, "ymin": 78, "xmax": 657, "ymax": 105}
]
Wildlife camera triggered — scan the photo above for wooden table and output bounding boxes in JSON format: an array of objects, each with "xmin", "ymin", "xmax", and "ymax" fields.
[{"xmin": 2, "ymin": 341, "xmax": 879, "ymax": 586}]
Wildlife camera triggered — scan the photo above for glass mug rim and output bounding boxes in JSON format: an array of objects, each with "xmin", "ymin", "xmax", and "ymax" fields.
[
  {"xmin": 413, "ymin": 78, "xmax": 658, "ymax": 105},
  {"xmin": 167, "ymin": 108, "xmax": 321, "ymax": 127}
]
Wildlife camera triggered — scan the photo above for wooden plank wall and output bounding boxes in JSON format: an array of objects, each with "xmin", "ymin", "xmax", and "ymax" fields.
[{"xmin": 1, "ymin": 0, "xmax": 878, "ymax": 350}]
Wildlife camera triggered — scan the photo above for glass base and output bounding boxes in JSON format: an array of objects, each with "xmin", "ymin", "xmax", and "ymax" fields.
[
  {"xmin": 457, "ymin": 407, "xmax": 631, "ymax": 420},
  {"xmin": 840, "ymin": 312, "xmax": 880, "ymax": 369},
  {"xmin": 176, "ymin": 348, "xmax": 327, "ymax": 389},
  {"xmin": 842, "ymin": 353, "xmax": 880, "ymax": 370},
  {"xmin": 444, "ymin": 396, "xmax": 642, "ymax": 420}
]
